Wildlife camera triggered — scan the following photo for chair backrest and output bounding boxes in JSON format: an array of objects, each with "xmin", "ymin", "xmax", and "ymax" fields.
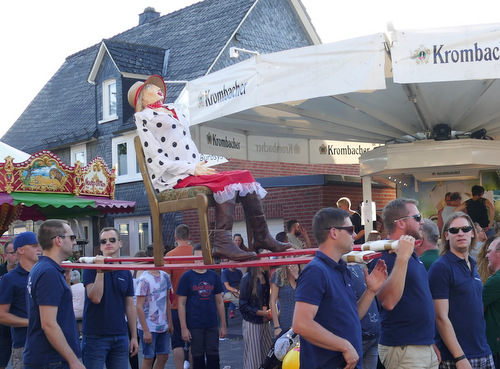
[{"xmin": 134, "ymin": 135, "xmax": 159, "ymax": 207}]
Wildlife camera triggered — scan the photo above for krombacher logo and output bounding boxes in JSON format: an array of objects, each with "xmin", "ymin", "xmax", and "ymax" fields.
[
  {"xmin": 414, "ymin": 42, "xmax": 500, "ymax": 64},
  {"xmin": 198, "ymin": 80, "xmax": 247, "ymax": 108},
  {"xmin": 206, "ymin": 132, "xmax": 241, "ymax": 150}
]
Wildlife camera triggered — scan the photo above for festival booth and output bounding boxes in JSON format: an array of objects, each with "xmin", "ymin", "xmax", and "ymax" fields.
[
  {"xmin": 179, "ymin": 23, "xmax": 500, "ymax": 234},
  {"xmin": 0, "ymin": 149, "xmax": 135, "ymax": 238}
]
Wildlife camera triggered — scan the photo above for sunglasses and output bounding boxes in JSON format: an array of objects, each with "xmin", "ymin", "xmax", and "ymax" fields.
[
  {"xmin": 394, "ymin": 214, "xmax": 422, "ymax": 223},
  {"xmin": 447, "ymin": 226, "xmax": 473, "ymax": 234},
  {"xmin": 52, "ymin": 234, "xmax": 77, "ymax": 241},
  {"xmin": 100, "ymin": 238, "xmax": 117, "ymax": 245},
  {"xmin": 324, "ymin": 226, "xmax": 355, "ymax": 235}
]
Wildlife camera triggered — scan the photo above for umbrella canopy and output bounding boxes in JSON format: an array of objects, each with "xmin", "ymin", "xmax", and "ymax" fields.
[{"xmin": 182, "ymin": 23, "xmax": 500, "ymax": 164}]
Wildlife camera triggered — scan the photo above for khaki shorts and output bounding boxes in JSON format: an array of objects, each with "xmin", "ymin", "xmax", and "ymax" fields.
[{"xmin": 379, "ymin": 344, "xmax": 439, "ymax": 369}]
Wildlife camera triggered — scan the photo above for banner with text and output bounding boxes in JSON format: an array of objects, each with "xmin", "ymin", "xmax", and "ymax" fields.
[
  {"xmin": 310, "ymin": 140, "xmax": 380, "ymax": 164},
  {"xmin": 392, "ymin": 23, "xmax": 500, "ymax": 83}
]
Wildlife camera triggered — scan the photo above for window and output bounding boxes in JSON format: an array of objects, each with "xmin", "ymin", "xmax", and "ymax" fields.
[
  {"xmin": 101, "ymin": 79, "xmax": 117, "ymax": 122},
  {"xmin": 70, "ymin": 144, "xmax": 87, "ymax": 166},
  {"xmin": 112, "ymin": 133, "xmax": 141, "ymax": 183},
  {"xmin": 114, "ymin": 217, "xmax": 151, "ymax": 257}
]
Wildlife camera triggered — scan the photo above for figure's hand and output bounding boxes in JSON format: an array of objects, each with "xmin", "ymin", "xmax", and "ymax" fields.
[
  {"xmin": 364, "ymin": 259, "xmax": 387, "ymax": 294},
  {"xmin": 219, "ymin": 326, "xmax": 226, "ymax": 339},
  {"xmin": 341, "ymin": 341, "xmax": 359, "ymax": 369},
  {"xmin": 287, "ymin": 264, "xmax": 300, "ymax": 280},
  {"xmin": 129, "ymin": 338, "xmax": 139, "ymax": 357},
  {"xmin": 194, "ymin": 162, "xmax": 216, "ymax": 176},
  {"xmin": 299, "ymin": 225, "xmax": 309, "ymax": 236},
  {"xmin": 94, "ymin": 255, "xmax": 105, "ymax": 265},
  {"xmin": 182, "ymin": 327, "xmax": 191, "ymax": 342},
  {"xmin": 395, "ymin": 235, "xmax": 415, "ymax": 261},
  {"xmin": 142, "ymin": 330, "xmax": 153, "ymax": 344}
]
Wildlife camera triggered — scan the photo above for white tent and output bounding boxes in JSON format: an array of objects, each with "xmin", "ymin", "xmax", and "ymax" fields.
[
  {"xmin": 180, "ymin": 22, "xmax": 500, "ymax": 232},
  {"xmin": 0, "ymin": 141, "xmax": 30, "ymax": 163}
]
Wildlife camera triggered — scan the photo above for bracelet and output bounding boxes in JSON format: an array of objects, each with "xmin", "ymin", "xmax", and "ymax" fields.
[
  {"xmin": 274, "ymin": 326, "xmax": 281, "ymax": 330},
  {"xmin": 453, "ymin": 354, "xmax": 466, "ymax": 363}
]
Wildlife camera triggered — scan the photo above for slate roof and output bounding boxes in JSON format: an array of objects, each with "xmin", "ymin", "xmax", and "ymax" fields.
[
  {"xmin": 2, "ymin": 0, "xmax": 258, "ymax": 153},
  {"xmin": 102, "ymin": 39, "xmax": 167, "ymax": 77}
]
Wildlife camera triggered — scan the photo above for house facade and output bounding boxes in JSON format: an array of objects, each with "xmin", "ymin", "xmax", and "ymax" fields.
[{"xmin": 2, "ymin": 0, "xmax": 394, "ymax": 256}]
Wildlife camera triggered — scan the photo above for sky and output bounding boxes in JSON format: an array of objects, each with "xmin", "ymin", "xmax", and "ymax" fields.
[{"xmin": 2, "ymin": 0, "xmax": 500, "ymax": 138}]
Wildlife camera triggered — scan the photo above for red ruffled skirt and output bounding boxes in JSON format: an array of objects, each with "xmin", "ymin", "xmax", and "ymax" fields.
[{"xmin": 174, "ymin": 170, "xmax": 267, "ymax": 204}]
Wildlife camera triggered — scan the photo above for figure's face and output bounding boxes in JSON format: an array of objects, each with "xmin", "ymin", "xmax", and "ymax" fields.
[
  {"xmin": 99, "ymin": 230, "xmax": 122, "ymax": 257},
  {"xmin": 233, "ymin": 235, "xmax": 243, "ymax": 247},
  {"xmin": 18, "ymin": 242, "xmax": 42, "ymax": 264},
  {"xmin": 403, "ymin": 203, "xmax": 424, "ymax": 239},
  {"xmin": 445, "ymin": 217, "xmax": 474, "ymax": 254},
  {"xmin": 141, "ymin": 83, "xmax": 165, "ymax": 105},
  {"xmin": 487, "ymin": 238, "xmax": 500, "ymax": 272},
  {"xmin": 2, "ymin": 243, "xmax": 17, "ymax": 266}
]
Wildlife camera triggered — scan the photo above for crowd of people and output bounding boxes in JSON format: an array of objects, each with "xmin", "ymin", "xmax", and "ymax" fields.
[{"xmin": 0, "ymin": 193, "xmax": 498, "ymax": 369}]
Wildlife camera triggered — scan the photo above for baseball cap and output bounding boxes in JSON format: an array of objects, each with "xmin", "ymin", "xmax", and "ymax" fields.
[{"xmin": 13, "ymin": 232, "xmax": 38, "ymax": 251}]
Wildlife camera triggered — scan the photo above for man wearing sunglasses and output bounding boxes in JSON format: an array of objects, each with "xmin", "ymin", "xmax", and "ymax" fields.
[
  {"xmin": 293, "ymin": 207, "xmax": 387, "ymax": 369},
  {"xmin": 429, "ymin": 212, "xmax": 493, "ymax": 368},
  {"xmin": 376, "ymin": 198, "xmax": 439, "ymax": 369},
  {"xmin": 23, "ymin": 220, "xmax": 83, "ymax": 369},
  {"xmin": 81, "ymin": 227, "xmax": 138, "ymax": 369}
]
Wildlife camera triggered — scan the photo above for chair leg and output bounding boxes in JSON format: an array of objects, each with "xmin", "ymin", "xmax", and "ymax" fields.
[
  {"xmin": 197, "ymin": 194, "xmax": 213, "ymax": 265},
  {"xmin": 152, "ymin": 211, "xmax": 165, "ymax": 267}
]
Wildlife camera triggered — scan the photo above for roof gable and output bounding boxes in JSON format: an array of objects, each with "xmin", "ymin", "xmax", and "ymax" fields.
[{"xmin": 88, "ymin": 40, "xmax": 169, "ymax": 84}]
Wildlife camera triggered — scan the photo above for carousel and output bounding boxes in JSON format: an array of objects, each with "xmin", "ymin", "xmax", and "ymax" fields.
[{"xmin": 0, "ymin": 146, "xmax": 135, "ymax": 236}]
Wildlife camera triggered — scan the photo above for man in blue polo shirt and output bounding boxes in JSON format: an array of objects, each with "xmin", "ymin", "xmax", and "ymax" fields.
[
  {"xmin": 376, "ymin": 198, "xmax": 438, "ymax": 369},
  {"xmin": 82, "ymin": 227, "xmax": 138, "ymax": 369},
  {"xmin": 0, "ymin": 232, "xmax": 41, "ymax": 369},
  {"xmin": 429, "ymin": 212, "xmax": 493, "ymax": 368},
  {"xmin": 293, "ymin": 207, "xmax": 387, "ymax": 369},
  {"xmin": 23, "ymin": 219, "xmax": 83, "ymax": 369}
]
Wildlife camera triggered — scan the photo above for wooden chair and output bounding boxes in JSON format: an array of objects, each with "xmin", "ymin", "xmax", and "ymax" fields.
[{"xmin": 134, "ymin": 136, "xmax": 216, "ymax": 266}]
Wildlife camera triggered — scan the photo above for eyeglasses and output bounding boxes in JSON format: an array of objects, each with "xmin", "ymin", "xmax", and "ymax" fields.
[
  {"xmin": 324, "ymin": 226, "xmax": 355, "ymax": 235},
  {"xmin": 100, "ymin": 238, "xmax": 117, "ymax": 245},
  {"xmin": 51, "ymin": 234, "xmax": 77, "ymax": 241},
  {"xmin": 394, "ymin": 214, "xmax": 422, "ymax": 223},
  {"xmin": 447, "ymin": 226, "xmax": 473, "ymax": 234},
  {"xmin": 4, "ymin": 251, "xmax": 15, "ymax": 255}
]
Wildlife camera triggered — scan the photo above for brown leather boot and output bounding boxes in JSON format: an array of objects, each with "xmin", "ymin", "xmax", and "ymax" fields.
[
  {"xmin": 212, "ymin": 197, "xmax": 256, "ymax": 261},
  {"xmin": 239, "ymin": 192, "xmax": 292, "ymax": 252}
]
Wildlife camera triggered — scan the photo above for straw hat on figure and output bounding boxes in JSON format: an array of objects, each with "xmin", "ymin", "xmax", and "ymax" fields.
[{"xmin": 128, "ymin": 75, "xmax": 292, "ymax": 261}]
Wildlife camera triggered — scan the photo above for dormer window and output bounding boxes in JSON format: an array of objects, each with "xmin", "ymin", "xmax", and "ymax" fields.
[{"xmin": 101, "ymin": 79, "xmax": 117, "ymax": 122}]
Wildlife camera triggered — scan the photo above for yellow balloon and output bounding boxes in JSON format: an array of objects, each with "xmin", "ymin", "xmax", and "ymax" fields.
[{"xmin": 282, "ymin": 345, "xmax": 300, "ymax": 369}]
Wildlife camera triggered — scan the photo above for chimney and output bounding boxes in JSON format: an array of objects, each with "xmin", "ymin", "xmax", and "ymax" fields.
[{"xmin": 139, "ymin": 7, "xmax": 160, "ymax": 25}]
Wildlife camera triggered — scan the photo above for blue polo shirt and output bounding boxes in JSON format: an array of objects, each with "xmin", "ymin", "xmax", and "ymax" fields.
[
  {"xmin": 0, "ymin": 264, "xmax": 29, "ymax": 348},
  {"xmin": 428, "ymin": 252, "xmax": 491, "ymax": 360},
  {"xmin": 82, "ymin": 269, "xmax": 134, "ymax": 335},
  {"xmin": 374, "ymin": 251, "xmax": 435, "ymax": 346},
  {"xmin": 23, "ymin": 256, "xmax": 80, "ymax": 365},
  {"xmin": 295, "ymin": 251, "xmax": 362, "ymax": 369}
]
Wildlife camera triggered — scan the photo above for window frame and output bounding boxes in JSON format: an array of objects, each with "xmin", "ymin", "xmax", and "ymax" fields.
[
  {"xmin": 70, "ymin": 143, "xmax": 87, "ymax": 166},
  {"xmin": 112, "ymin": 133, "xmax": 141, "ymax": 184},
  {"xmin": 100, "ymin": 79, "xmax": 118, "ymax": 123}
]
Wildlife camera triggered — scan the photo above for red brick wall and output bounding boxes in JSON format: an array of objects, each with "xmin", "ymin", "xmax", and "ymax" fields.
[{"xmin": 181, "ymin": 160, "xmax": 395, "ymax": 247}]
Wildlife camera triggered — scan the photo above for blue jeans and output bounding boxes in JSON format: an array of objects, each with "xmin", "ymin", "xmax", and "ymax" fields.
[
  {"xmin": 81, "ymin": 334, "xmax": 129, "ymax": 369},
  {"xmin": 24, "ymin": 362, "xmax": 69, "ymax": 369},
  {"xmin": 362, "ymin": 334, "xmax": 379, "ymax": 369}
]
